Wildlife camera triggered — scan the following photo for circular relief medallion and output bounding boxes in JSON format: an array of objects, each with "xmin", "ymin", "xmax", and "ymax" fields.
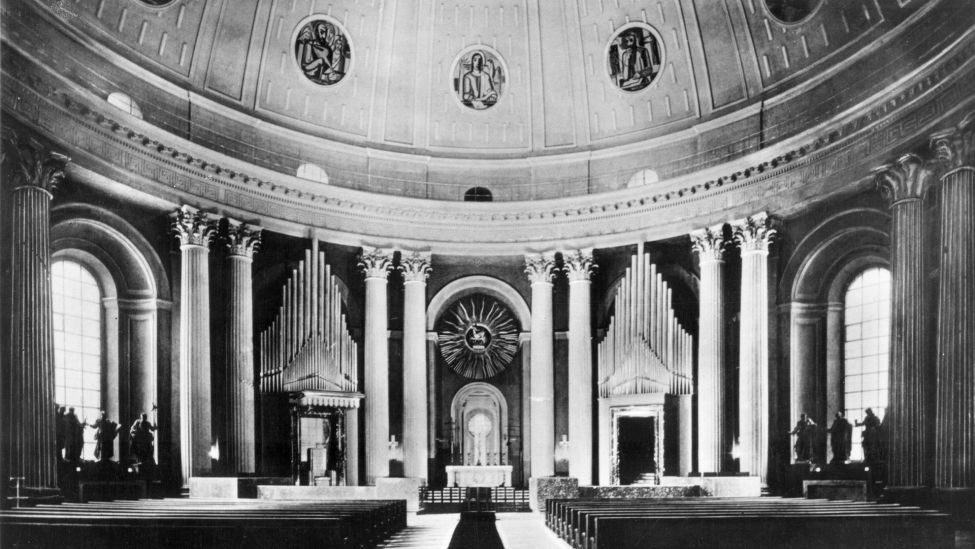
[
  {"xmin": 294, "ymin": 18, "xmax": 351, "ymax": 86},
  {"xmin": 607, "ymin": 24, "xmax": 663, "ymax": 93},
  {"xmin": 764, "ymin": 0, "xmax": 821, "ymax": 24},
  {"xmin": 438, "ymin": 296, "xmax": 519, "ymax": 379},
  {"xmin": 453, "ymin": 48, "xmax": 505, "ymax": 110}
]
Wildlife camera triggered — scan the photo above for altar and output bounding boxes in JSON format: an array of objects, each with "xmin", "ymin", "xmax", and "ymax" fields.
[{"xmin": 445, "ymin": 465, "xmax": 513, "ymax": 487}]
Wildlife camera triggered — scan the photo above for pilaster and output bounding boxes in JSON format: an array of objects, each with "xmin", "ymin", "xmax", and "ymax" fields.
[
  {"xmin": 223, "ymin": 220, "xmax": 261, "ymax": 474},
  {"xmin": 525, "ymin": 253, "xmax": 557, "ymax": 479},
  {"xmin": 732, "ymin": 213, "xmax": 776, "ymax": 481},
  {"xmin": 358, "ymin": 247, "xmax": 394, "ymax": 484},
  {"xmin": 690, "ymin": 224, "xmax": 727, "ymax": 473},
  {"xmin": 172, "ymin": 205, "xmax": 218, "ymax": 482},
  {"xmin": 563, "ymin": 249, "xmax": 595, "ymax": 485}
]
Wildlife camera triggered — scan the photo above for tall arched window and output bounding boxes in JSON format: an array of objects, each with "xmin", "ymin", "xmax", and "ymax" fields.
[
  {"xmin": 843, "ymin": 267, "xmax": 891, "ymax": 461},
  {"xmin": 52, "ymin": 260, "xmax": 103, "ymax": 459}
]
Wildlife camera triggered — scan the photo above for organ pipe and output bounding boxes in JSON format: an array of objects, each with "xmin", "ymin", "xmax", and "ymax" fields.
[
  {"xmin": 260, "ymin": 240, "xmax": 359, "ymax": 394},
  {"xmin": 598, "ymin": 245, "xmax": 694, "ymax": 397}
]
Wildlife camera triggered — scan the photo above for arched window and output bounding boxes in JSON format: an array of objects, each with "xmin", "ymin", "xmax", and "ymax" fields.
[
  {"xmin": 106, "ymin": 92, "xmax": 144, "ymax": 119},
  {"xmin": 464, "ymin": 187, "xmax": 492, "ymax": 202},
  {"xmin": 52, "ymin": 260, "xmax": 103, "ymax": 459},
  {"xmin": 843, "ymin": 267, "xmax": 890, "ymax": 461},
  {"xmin": 297, "ymin": 163, "xmax": 329, "ymax": 184}
]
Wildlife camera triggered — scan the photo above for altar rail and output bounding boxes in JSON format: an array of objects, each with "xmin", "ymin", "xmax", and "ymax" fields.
[
  {"xmin": 546, "ymin": 497, "xmax": 952, "ymax": 549},
  {"xmin": 0, "ymin": 498, "xmax": 406, "ymax": 549}
]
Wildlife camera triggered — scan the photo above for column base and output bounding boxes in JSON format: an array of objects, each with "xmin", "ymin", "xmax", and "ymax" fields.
[{"xmin": 528, "ymin": 476, "xmax": 578, "ymax": 512}]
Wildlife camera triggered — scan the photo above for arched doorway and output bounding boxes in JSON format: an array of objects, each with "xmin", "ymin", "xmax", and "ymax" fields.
[{"xmin": 450, "ymin": 382, "xmax": 508, "ymax": 466}]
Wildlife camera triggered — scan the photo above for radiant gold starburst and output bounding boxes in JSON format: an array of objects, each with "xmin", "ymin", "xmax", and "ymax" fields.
[{"xmin": 438, "ymin": 296, "xmax": 519, "ymax": 379}]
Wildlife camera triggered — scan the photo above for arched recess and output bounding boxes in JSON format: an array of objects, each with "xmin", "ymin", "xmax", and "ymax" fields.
[
  {"xmin": 51, "ymin": 203, "xmax": 171, "ymax": 462},
  {"xmin": 450, "ymin": 382, "xmax": 509, "ymax": 466},
  {"xmin": 427, "ymin": 275, "xmax": 530, "ymax": 332},
  {"xmin": 779, "ymin": 207, "xmax": 889, "ymax": 462}
]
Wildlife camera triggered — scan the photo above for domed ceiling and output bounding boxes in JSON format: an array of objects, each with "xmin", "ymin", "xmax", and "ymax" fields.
[
  {"xmin": 10, "ymin": 0, "xmax": 952, "ymax": 196},
  {"xmin": 3, "ymin": 0, "xmax": 974, "ymax": 251}
]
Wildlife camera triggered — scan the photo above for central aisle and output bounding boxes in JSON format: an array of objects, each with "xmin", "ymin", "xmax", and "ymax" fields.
[{"xmin": 376, "ymin": 513, "xmax": 571, "ymax": 549}]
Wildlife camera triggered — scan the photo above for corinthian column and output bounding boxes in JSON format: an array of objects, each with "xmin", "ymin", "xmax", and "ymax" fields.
[
  {"xmin": 172, "ymin": 206, "xmax": 218, "ymax": 482},
  {"xmin": 931, "ymin": 115, "xmax": 975, "ymax": 489},
  {"xmin": 223, "ymin": 221, "xmax": 261, "ymax": 474},
  {"xmin": 874, "ymin": 154, "xmax": 936, "ymax": 488},
  {"xmin": 358, "ymin": 248, "xmax": 393, "ymax": 484},
  {"xmin": 564, "ymin": 249, "xmax": 595, "ymax": 485},
  {"xmin": 399, "ymin": 251, "xmax": 431, "ymax": 481},
  {"xmin": 5, "ymin": 137, "xmax": 68, "ymax": 492},
  {"xmin": 733, "ymin": 213, "xmax": 776, "ymax": 481},
  {"xmin": 691, "ymin": 225, "xmax": 727, "ymax": 473},
  {"xmin": 525, "ymin": 253, "xmax": 557, "ymax": 478}
]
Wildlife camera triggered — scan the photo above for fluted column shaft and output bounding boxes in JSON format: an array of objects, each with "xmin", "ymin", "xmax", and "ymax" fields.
[
  {"xmin": 359, "ymin": 249, "xmax": 393, "ymax": 485},
  {"xmin": 734, "ymin": 213, "xmax": 775, "ymax": 480},
  {"xmin": 6, "ymin": 142, "xmax": 67, "ymax": 491},
  {"xmin": 565, "ymin": 250, "xmax": 595, "ymax": 485},
  {"xmin": 173, "ymin": 207, "xmax": 218, "ymax": 482},
  {"xmin": 931, "ymin": 122, "xmax": 975, "ymax": 488},
  {"xmin": 224, "ymin": 222, "xmax": 261, "ymax": 474},
  {"xmin": 526, "ymin": 254, "xmax": 557, "ymax": 478},
  {"xmin": 691, "ymin": 226, "xmax": 727, "ymax": 473},
  {"xmin": 399, "ymin": 252, "xmax": 431, "ymax": 481},
  {"xmin": 875, "ymin": 155, "xmax": 935, "ymax": 487}
]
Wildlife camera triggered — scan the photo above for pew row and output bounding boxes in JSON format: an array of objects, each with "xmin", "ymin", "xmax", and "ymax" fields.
[
  {"xmin": 0, "ymin": 498, "xmax": 407, "ymax": 549},
  {"xmin": 545, "ymin": 497, "xmax": 952, "ymax": 549}
]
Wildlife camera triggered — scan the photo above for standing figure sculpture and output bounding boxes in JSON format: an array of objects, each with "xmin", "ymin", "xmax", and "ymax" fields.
[
  {"xmin": 62, "ymin": 407, "xmax": 85, "ymax": 462},
  {"xmin": 90, "ymin": 411, "xmax": 121, "ymax": 462},
  {"xmin": 855, "ymin": 408, "xmax": 882, "ymax": 464},
  {"xmin": 129, "ymin": 413, "xmax": 158, "ymax": 465},
  {"xmin": 55, "ymin": 405, "xmax": 67, "ymax": 460},
  {"xmin": 789, "ymin": 413, "xmax": 816, "ymax": 462},
  {"xmin": 827, "ymin": 411, "xmax": 852, "ymax": 464}
]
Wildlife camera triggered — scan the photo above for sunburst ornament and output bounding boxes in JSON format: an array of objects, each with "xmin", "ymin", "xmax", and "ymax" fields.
[{"xmin": 439, "ymin": 296, "xmax": 519, "ymax": 379}]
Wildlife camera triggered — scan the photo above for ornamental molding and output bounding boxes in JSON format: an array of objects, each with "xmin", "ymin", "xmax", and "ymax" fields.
[
  {"xmin": 358, "ymin": 247, "xmax": 393, "ymax": 279},
  {"xmin": 732, "ymin": 212, "xmax": 777, "ymax": 254},
  {"xmin": 690, "ymin": 225, "xmax": 727, "ymax": 263},
  {"xmin": 2, "ymin": 131, "xmax": 69, "ymax": 195},
  {"xmin": 2, "ymin": 26, "xmax": 975, "ymax": 253},
  {"xmin": 171, "ymin": 205, "xmax": 218, "ymax": 248},
  {"xmin": 399, "ymin": 251, "xmax": 432, "ymax": 283},
  {"xmin": 563, "ymin": 249, "xmax": 596, "ymax": 282}
]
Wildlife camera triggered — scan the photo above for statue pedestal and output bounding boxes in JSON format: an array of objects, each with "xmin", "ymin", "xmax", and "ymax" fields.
[{"xmin": 445, "ymin": 465, "xmax": 512, "ymax": 487}]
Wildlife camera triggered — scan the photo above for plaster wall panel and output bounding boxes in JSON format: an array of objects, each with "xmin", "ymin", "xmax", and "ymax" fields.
[
  {"xmin": 256, "ymin": 0, "xmax": 383, "ymax": 139},
  {"xmin": 576, "ymin": 0, "xmax": 700, "ymax": 142},
  {"xmin": 366, "ymin": 155, "xmax": 429, "ymax": 199},
  {"xmin": 382, "ymin": 0, "xmax": 420, "ymax": 146},
  {"xmin": 536, "ymin": 0, "xmax": 576, "ymax": 149},
  {"xmin": 204, "ymin": 0, "xmax": 261, "ymax": 101},
  {"xmin": 425, "ymin": 162, "xmax": 532, "ymax": 201},
  {"xmin": 425, "ymin": 1, "xmax": 533, "ymax": 152},
  {"xmin": 691, "ymin": 0, "xmax": 748, "ymax": 109},
  {"xmin": 529, "ymin": 158, "xmax": 591, "ymax": 199},
  {"xmin": 63, "ymin": 0, "xmax": 206, "ymax": 78},
  {"xmin": 738, "ymin": 0, "xmax": 884, "ymax": 90}
]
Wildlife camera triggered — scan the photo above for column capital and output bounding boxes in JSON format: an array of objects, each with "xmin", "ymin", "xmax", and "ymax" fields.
[
  {"xmin": 171, "ymin": 206, "xmax": 218, "ymax": 248},
  {"xmin": 4, "ymin": 134, "xmax": 69, "ymax": 196},
  {"xmin": 358, "ymin": 247, "xmax": 394, "ymax": 280},
  {"xmin": 690, "ymin": 224, "xmax": 727, "ymax": 262},
  {"xmin": 732, "ymin": 212, "xmax": 777, "ymax": 253},
  {"xmin": 874, "ymin": 153, "xmax": 938, "ymax": 205},
  {"xmin": 930, "ymin": 111, "xmax": 975, "ymax": 171},
  {"xmin": 563, "ymin": 249, "xmax": 596, "ymax": 282},
  {"xmin": 224, "ymin": 220, "xmax": 262, "ymax": 258},
  {"xmin": 525, "ymin": 253, "xmax": 557, "ymax": 284},
  {"xmin": 398, "ymin": 251, "xmax": 432, "ymax": 283}
]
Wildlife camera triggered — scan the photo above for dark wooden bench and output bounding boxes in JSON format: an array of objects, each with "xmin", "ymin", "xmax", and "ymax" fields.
[
  {"xmin": 545, "ymin": 497, "xmax": 952, "ymax": 549},
  {"xmin": 0, "ymin": 498, "xmax": 407, "ymax": 549}
]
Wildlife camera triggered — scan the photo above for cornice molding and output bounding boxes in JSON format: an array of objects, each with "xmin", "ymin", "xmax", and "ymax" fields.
[{"xmin": 2, "ymin": 26, "xmax": 975, "ymax": 254}]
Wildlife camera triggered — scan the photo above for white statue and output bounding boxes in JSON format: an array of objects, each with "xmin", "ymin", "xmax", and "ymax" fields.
[{"xmin": 467, "ymin": 413, "xmax": 492, "ymax": 466}]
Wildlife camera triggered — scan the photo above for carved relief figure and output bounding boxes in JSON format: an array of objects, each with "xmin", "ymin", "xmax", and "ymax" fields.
[
  {"xmin": 454, "ymin": 49, "xmax": 504, "ymax": 110},
  {"xmin": 608, "ymin": 26, "xmax": 662, "ymax": 92},
  {"xmin": 295, "ymin": 19, "xmax": 350, "ymax": 85}
]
